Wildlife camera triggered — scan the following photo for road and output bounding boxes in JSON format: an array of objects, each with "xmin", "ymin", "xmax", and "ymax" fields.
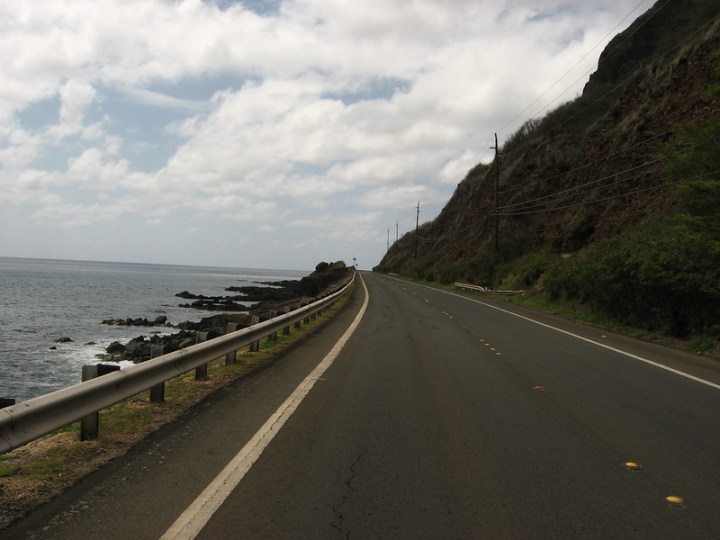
[{"xmin": 4, "ymin": 271, "xmax": 720, "ymax": 539}]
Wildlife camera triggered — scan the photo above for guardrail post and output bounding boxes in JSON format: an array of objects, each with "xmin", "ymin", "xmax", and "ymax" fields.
[
  {"xmin": 293, "ymin": 305, "xmax": 302, "ymax": 329},
  {"xmin": 269, "ymin": 311, "xmax": 278, "ymax": 342},
  {"xmin": 78, "ymin": 363, "xmax": 122, "ymax": 440},
  {"xmin": 225, "ymin": 323, "xmax": 239, "ymax": 365},
  {"xmin": 0, "ymin": 398, "xmax": 15, "ymax": 409},
  {"xmin": 149, "ymin": 345, "xmax": 165, "ymax": 403},
  {"xmin": 80, "ymin": 365, "xmax": 99, "ymax": 440},
  {"xmin": 249, "ymin": 315, "xmax": 260, "ymax": 352},
  {"xmin": 195, "ymin": 332, "xmax": 209, "ymax": 379}
]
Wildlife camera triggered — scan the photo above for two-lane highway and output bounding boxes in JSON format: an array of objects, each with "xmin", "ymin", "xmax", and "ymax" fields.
[
  {"xmin": 191, "ymin": 272, "xmax": 720, "ymax": 539},
  {"xmin": 5, "ymin": 272, "xmax": 720, "ymax": 539}
]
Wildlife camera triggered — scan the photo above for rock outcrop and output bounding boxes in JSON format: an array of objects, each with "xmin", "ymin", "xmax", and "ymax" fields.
[{"xmin": 100, "ymin": 261, "xmax": 352, "ymax": 363}]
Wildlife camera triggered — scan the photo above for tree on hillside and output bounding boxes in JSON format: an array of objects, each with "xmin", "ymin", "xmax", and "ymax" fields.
[{"xmin": 665, "ymin": 116, "xmax": 720, "ymax": 238}]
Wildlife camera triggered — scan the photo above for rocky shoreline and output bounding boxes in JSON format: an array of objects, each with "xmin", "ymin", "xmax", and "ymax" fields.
[{"xmin": 98, "ymin": 261, "xmax": 352, "ymax": 363}]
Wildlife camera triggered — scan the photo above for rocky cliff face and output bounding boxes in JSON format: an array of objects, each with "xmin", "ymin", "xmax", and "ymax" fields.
[
  {"xmin": 586, "ymin": 0, "xmax": 720, "ymax": 90},
  {"xmin": 377, "ymin": 0, "xmax": 720, "ymax": 282}
]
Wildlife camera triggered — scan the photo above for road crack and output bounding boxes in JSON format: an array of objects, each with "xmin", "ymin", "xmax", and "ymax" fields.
[{"xmin": 332, "ymin": 448, "xmax": 367, "ymax": 540}]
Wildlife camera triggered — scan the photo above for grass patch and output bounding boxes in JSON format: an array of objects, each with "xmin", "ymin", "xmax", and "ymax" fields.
[
  {"xmin": 689, "ymin": 335, "xmax": 715, "ymax": 353},
  {"xmin": 0, "ymin": 286, "xmax": 353, "ymax": 529},
  {"xmin": 489, "ymin": 287, "xmax": 707, "ymax": 352}
]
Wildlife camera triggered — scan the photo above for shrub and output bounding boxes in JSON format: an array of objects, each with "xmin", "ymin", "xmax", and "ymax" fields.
[
  {"xmin": 546, "ymin": 217, "xmax": 720, "ymax": 337},
  {"xmin": 544, "ymin": 111, "xmax": 720, "ymax": 337}
]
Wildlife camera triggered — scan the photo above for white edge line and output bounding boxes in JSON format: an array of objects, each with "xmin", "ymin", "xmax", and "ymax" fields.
[
  {"xmin": 408, "ymin": 279, "xmax": 720, "ymax": 392},
  {"xmin": 160, "ymin": 274, "xmax": 370, "ymax": 540}
]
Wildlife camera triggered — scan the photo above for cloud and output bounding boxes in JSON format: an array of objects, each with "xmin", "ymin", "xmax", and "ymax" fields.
[
  {"xmin": 0, "ymin": 121, "xmax": 43, "ymax": 170},
  {"xmin": 118, "ymin": 86, "xmax": 212, "ymax": 113},
  {"xmin": 359, "ymin": 184, "xmax": 447, "ymax": 210},
  {"xmin": 0, "ymin": 0, "xmax": 641, "ymax": 268},
  {"xmin": 58, "ymin": 80, "xmax": 96, "ymax": 129}
]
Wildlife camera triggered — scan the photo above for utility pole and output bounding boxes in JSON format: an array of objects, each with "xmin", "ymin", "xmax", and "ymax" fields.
[
  {"xmin": 414, "ymin": 202, "xmax": 420, "ymax": 260},
  {"xmin": 396, "ymin": 221, "xmax": 399, "ymax": 243},
  {"xmin": 387, "ymin": 228, "xmax": 390, "ymax": 251},
  {"xmin": 492, "ymin": 133, "xmax": 500, "ymax": 255}
]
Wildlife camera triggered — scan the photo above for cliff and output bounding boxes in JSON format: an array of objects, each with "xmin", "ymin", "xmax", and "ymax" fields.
[{"xmin": 377, "ymin": 0, "xmax": 720, "ymax": 284}]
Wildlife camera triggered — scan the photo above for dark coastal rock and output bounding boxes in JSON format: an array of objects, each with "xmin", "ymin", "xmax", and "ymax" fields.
[
  {"xmin": 100, "ymin": 313, "xmax": 254, "ymax": 363},
  {"xmin": 220, "ymin": 261, "xmax": 351, "ymax": 317},
  {"xmin": 175, "ymin": 290, "xmax": 251, "ymax": 311},
  {"xmin": 55, "ymin": 337, "xmax": 73, "ymax": 343},
  {"xmin": 178, "ymin": 299, "xmax": 250, "ymax": 311},
  {"xmin": 108, "ymin": 330, "xmax": 202, "ymax": 363},
  {"xmin": 106, "ymin": 341, "xmax": 126, "ymax": 354},
  {"xmin": 177, "ymin": 313, "xmax": 253, "ymax": 335},
  {"xmin": 124, "ymin": 337, "xmax": 143, "ymax": 356},
  {"xmin": 248, "ymin": 261, "xmax": 351, "ymax": 319},
  {"xmin": 101, "ymin": 313, "xmax": 253, "ymax": 363},
  {"xmin": 99, "ymin": 261, "xmax": 352, "ymax": 363},
  {"xmin": 224, "ymin": 285, "xmax": 297, "ymax": 303},
  {"xmin": 102, "ymin": 317, "xmax": 173, "ymax": 327}
]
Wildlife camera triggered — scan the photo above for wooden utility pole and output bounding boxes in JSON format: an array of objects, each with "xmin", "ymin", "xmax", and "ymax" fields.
[
  {"xmin": 492, "ymin": 133, "xmax": 500, "ymax": 255},
  {"xmin": 387, "ymin": 228, "xmax": 390, "ymax": 251},
  {"xmin": 414, "ymin": 202, "xmax": 420, "ymax": 259},
  {"xmin": 396, "ymin": 221, "xmax": 399, "ymax": 244}
]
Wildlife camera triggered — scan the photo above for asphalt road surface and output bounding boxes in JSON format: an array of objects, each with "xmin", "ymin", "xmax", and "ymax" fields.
[{"xmin": 4, "ymin": 272, "xmax": 720, "ymax": 539}]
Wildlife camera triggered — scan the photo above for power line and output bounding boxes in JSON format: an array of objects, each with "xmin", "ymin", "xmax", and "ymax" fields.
[
  {"xmin": 494, "ymin": 168, "xmax": 720, "ymax": 217},
  {"xmin": 495, "ymin": 109, "xmax": 718, "ymax": 214},
  {"xmin": 497, "ymin": 128, "xmax": 667, "ymax": 196},
  {"xmin": 403, "ymin": 165, "xmax": 718, "ymax": 243},
  {"xmin": 497, "ymin": 158, "xmax": 663, "ymax": 212},
  {"xmin": 498, "ymin": 106, "xmax": 717, "ymax": 198},
  {"xmin": 496, "ymin": 137, "xmax": 717, "ymax": 214}
]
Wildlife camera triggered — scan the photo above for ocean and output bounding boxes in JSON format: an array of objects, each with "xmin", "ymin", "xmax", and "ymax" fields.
[{"xmin": 0, "ymin": 257, "xmax": 306, "ymax": 403}]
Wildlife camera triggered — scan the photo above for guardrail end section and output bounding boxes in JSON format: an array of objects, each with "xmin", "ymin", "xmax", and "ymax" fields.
[{"xmin": 0, "ymin": 408, "xmax": 16, "ymax": 454}]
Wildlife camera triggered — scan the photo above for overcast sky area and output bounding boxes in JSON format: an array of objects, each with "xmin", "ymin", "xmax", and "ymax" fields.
[{"xmin": 0, "ymin": 0, "xmax": 651, "ymax": 271}]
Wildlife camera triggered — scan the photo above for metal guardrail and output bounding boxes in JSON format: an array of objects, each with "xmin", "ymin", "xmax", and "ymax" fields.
[
  {"xmin": 0, "ymin": 275, "xmax": 355, "ymax": 454},
  {"xmin": 454, "ymin": 282, "xmax": 489, "ymax": 293},
  {"xmin": 454, "ymin": 282, "xmax": 525, "ymax": 295}
]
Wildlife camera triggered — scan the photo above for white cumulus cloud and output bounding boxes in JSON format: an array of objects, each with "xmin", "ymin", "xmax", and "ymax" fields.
[{"xmin": 0, "ymin": 0, "xmax": 649, "ymax": 268}]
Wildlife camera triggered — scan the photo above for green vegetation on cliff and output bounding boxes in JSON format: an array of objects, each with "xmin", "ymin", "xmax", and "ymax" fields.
[{"xmin": 547, "ymin": 114, "xmax": 720, "ymax": 338}]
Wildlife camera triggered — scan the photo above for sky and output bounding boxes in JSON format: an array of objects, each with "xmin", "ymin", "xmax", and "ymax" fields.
[{"xmin": 0, "ymin": 0, "xmax": 650, "ymax": 271}]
